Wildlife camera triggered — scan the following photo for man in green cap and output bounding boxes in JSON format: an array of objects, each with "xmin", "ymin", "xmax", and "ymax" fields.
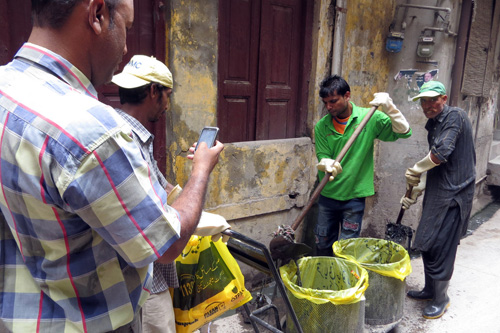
[{"xmin": 402, "ymin": 81, "xmax": 476, "ymax": 319}]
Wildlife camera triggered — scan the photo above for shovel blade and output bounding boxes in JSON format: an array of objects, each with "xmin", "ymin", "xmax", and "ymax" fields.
[
  {"xmin": 385, "ymin": 222, "xmax": 414, "ymax": 251},
  {"xmin": 269, "ymin": 235, "xmax": 312, "ymax": 262}
]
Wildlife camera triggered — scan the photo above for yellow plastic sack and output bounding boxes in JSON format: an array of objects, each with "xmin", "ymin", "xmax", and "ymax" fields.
[
  {"xmin": 171, "ymin": 235, "xmax": 252, "ymax": 333},
  {"xmin": 280, "ymin": 256, "xmax": 368, "ymax": 305},
  {"xmin": 333, "ymin": 237, "xmax": 412, "ymax": 281}
]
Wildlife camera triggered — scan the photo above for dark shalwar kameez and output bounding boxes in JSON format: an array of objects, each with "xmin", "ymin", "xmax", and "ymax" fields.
[{"xmin": 414, "ymin": 105, "xmax": 476, "ymax": 281}]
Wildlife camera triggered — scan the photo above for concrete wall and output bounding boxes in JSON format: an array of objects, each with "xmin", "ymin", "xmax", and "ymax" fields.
[
  {"xmin": 364, "ymin": 0, "xmax": 464, "ymax": 236},
  {"xmin": 165, "ymin": 1, "xmax": 219, "ymax": 187}
]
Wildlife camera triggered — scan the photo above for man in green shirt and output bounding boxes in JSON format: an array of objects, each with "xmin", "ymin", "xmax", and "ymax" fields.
[{"xmin": 314, "ymin": 75, "xmax": 412, "ymax": 255}]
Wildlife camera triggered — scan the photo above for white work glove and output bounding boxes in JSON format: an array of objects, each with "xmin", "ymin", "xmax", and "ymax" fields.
[
  {"xmin": 167, "ymin": 185, "xmax": 231, "ymax": 242},
  {"xmin": 369, "ymin": 92, "xmax": 410, "ymax": 134},
  {"xmin": 316, "ymin": 158, "xmax": 343, "ymax": 181},
  {"xmin": 167, "ymin": 184, "xmax": 183, "ymax": 205},
  {"xmin": 405, "ymin": 152, "xmax": 439, "ymax": 187},
  {"xmin": 195, "ymin": 211, "xmax": 231, "ymax": 242},
  {"xmin": 400, "ymin": 173, "xmax": 426, "ymax": 209}
]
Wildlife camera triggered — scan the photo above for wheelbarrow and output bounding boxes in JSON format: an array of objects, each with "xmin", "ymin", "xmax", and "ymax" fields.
[{"xmin": 222, "ymin": 229, "xmax": 304, "ymax": 333}]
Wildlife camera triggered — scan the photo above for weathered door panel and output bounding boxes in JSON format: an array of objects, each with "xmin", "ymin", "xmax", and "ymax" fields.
[
  {"xmin": 256, "ymin": 0, "xmax": 302, "ymax": 140},
  {"xmin": 218, "ymin": 0, "xmax": 310, "ymax": 142},
  {"xmin": 218, "ymin": 0, "xmax": 261, "ymax": 142}
]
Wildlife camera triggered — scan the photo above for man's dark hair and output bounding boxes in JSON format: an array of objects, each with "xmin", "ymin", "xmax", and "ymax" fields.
[
  {"xmin": 31, "ymin": 0, "xmax": 120, "ymax": 29},
  {"xmin": 319, "ymin": 75, "xmax": 350, "ymax": 98},
  {"xmin": 119, "ymin": 83, "xmax": 168, "ymax": 105}
]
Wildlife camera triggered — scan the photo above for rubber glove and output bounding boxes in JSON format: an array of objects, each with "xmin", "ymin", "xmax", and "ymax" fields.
[
  {"xmin": 195, "ymin": 211, "xmax": 231, "ymax": 242},
  {"xmin": 369, "ymin": 92, "xmax": 410, "ymax": 134},
  {"xmin": 167, "ymin": 184, "xmax": 183, "ymax": 205},
  {"xmin": 405, "ymin": 152, "xmax": 439, "ymax": 187},
  {"xmin": 316, "ymin": 158, "xmax": 343, "ymax": 181},
  {"xmin": 401, "ymin": 173, "xmax": 426, "ymax": 209}
]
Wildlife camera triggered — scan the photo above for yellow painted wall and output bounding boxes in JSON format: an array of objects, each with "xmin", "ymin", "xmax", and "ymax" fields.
[
  {"xmin": 342, "ymin": 1, "xmax": 396, "ymax": 103},
  {"xmin": 166, "ymin": 1, "xmax": 219, "ymax": 187}
]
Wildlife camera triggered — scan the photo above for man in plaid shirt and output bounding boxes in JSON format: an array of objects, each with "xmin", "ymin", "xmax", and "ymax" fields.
[{"xmin": 0, "ymin": 1, "xmax": 224, "ymax": 332}]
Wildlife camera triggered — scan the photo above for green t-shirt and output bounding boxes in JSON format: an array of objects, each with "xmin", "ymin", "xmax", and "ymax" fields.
[{"xmin": 314, "ymin": 102, "xmax": 412, "ymax": 201}]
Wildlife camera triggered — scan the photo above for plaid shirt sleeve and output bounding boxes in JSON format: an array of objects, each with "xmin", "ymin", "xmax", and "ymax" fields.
[{"xmin": 66, "ymin": 126, "xmax": 181, "ymax": 266}]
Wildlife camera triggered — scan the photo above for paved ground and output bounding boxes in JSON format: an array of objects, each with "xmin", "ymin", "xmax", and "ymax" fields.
[{"xmin": 199, "ymin": 200, "xmax": 500, "ymax": 333}]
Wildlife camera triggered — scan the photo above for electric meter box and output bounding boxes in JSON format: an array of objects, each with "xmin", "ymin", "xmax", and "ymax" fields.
[
  {"xmin": 386, "ymin": 32, "xmax": 404, "ymax": 53},
  {"xmin": 417, "ymin": 36, "xmax": 435, "ymax": 58}
]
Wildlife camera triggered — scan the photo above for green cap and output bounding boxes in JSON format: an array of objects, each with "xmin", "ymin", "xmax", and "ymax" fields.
[{"xmin": 412, "ymin": 81, "xmax": 447, "ymax": 101}]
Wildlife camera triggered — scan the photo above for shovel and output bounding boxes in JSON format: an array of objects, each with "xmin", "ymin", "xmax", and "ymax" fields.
[
  {"xmin": 270, "ymin": 106, "xmax": 378, "ymax": 262},
  {"xmin": 385, "ymin": 186, "xmax": 414, "ymax": 251}
]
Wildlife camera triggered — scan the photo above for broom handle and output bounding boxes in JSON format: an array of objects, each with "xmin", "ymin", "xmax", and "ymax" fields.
[
  {"xmin": 396, "ymin": 186, "xmax": 413, "ymax": 225},
  {"xmin": 290, "ymin": 106, "xmax": 378, "ymax": 231}
]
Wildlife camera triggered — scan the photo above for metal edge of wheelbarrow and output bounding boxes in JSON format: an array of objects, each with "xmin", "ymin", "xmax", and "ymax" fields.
[{"xmin": 223, "ymin": 229, "xmax": 304, "ymax": 333}]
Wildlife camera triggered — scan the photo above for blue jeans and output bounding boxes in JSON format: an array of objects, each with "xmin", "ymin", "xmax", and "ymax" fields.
[{"xmin": 315, "ymin": 196, "xmax": 366, "ymax": 255}]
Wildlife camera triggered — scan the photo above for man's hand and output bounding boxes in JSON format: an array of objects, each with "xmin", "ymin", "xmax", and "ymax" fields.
[
  {"xmin": 187, "ymin": 140, "xmax": 224, "ymax": 176},
  {"xmin": 400, "ymin": 174, "xmax": 426, "ymax": 209},
  {"xmin": 158, "ymin": 140, "xmax": 224, "ymax": 263},
  {"xmin": 316, "ymin": 158, "xmax": 342, "ymax": 181},
  {"xmin": 369, "ymin": 92, "xmax": 394, "ymax": 113},
  {"xmin": 369, "ymin": 92, "xmax": 410, "ymax": 134}
]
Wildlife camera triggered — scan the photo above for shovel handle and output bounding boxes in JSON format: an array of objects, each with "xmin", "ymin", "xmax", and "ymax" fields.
[
  {"xmin": 290, "ymin": 106, "xmax": 378, "ymax": 231},
  {"xmin": 396, "ymin": 185, "xmax": 413, "ymax": 225}
]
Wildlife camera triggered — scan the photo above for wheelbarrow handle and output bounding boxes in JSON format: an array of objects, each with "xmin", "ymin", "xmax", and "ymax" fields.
[
  {"xmin": 396, "ymin": 185, "xmax": 413, "ymax": 225},
  {"xmin": 290, "ymin": 105, "xmax": 378, "ymax": 231}
]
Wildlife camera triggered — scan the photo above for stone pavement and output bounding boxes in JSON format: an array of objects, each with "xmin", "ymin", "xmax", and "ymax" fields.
[{"xmin": 200, "ymin": 203, "xmax": 500, "ymax": 333}]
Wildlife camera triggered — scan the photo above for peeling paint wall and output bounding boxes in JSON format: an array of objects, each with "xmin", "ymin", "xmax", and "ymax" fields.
[
  {"xmin": 166, "ymin": 0, "xmax": 219, "ymax": 186},
  {"xmin": 342, "ymin": 1, "xmax": 396, "ymax": 102},
  {"xmin": 309, "ymin": 0, "xmax": 336, "ymax": 132}
]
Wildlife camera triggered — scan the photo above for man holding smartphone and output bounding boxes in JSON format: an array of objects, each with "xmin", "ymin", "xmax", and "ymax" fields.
[
  {"xmin": 0, "ymin": 2, "xmax": 223, "ymax": 332},
  {"xmin": 112, "ymin": 55, "xmax": 229, "ymax": 333}
]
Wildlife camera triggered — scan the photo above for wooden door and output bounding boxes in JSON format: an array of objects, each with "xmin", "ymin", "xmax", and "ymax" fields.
[
  {"xmin": 0, "ymin": 0, "xmax": 31, "ymax": 65},
  {"xmin": 218, "ymin": 0, "xmax": 312, "ymax": 143},
  {"xmin": 0, "ymin": 0, "xmax": 167, "ymax": 174}
]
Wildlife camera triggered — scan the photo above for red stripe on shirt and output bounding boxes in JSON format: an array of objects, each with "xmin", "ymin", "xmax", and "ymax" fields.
[
  {"xmin": 36, "ymin": 290, "xmax": 43, "ymax": 333},
  {"xmin": 92, "ymin": 150, "xmax": 161, "ymax": 258}
]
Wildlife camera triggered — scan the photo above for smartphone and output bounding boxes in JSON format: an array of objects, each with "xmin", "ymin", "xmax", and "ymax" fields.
[{"xmin": 195, "ymin": 126, "xmax": 219, "ymax": 151}]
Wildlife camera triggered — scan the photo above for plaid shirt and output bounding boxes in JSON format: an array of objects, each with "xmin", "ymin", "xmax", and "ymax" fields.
[
  {"xmin": 0, "ymin": 43, "xmax": 181, "ymax": 332},
  {"xmin": 115, "ymin": 109, "xmax": 179, "ymax": 291}
]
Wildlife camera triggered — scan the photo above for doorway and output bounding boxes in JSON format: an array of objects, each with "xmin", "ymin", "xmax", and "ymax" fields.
[{"xmin": 217, "ymin": 0, "xmax": 313, "ymax": 143}]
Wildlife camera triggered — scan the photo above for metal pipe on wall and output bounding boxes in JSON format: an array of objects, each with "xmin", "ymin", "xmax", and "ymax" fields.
[
  {"xmin": 449, "ymin": 0, "xmax": 473, "ymax": 106},
  {"xmin": 331, "ymin": 0, "xmax": 347, "ymax": 76}
]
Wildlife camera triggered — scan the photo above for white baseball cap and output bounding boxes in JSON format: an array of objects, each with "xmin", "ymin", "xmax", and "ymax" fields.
[{"xmin": 112, "ymin": 55, "xmax": 173, "ymax": 89}]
